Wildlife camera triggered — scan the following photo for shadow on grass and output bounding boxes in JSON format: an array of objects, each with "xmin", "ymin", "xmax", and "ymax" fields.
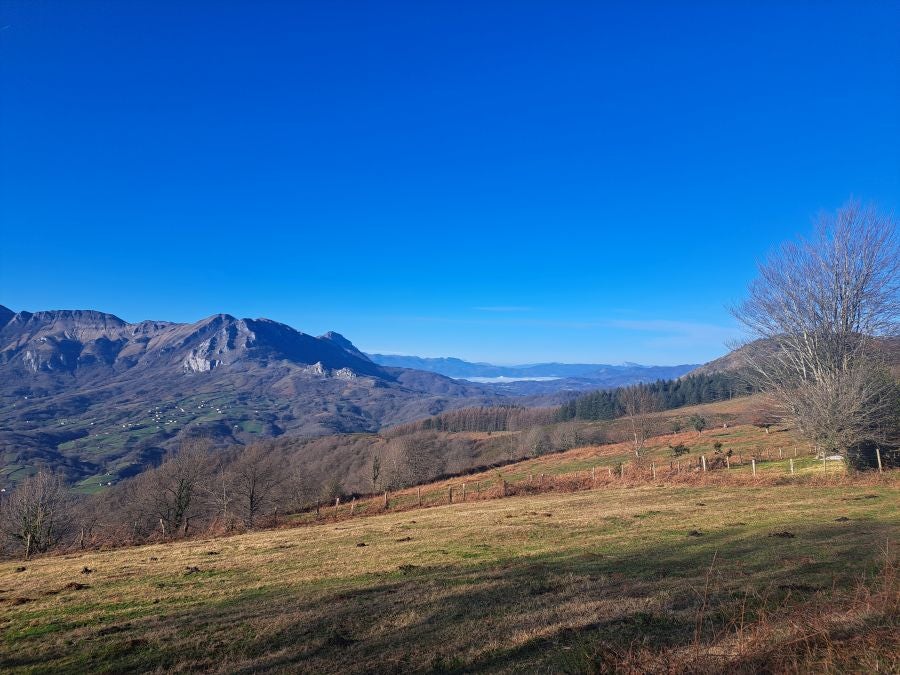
[{"xmin": 3, "ymin": 516, "xmax": 896, "ymax": 674}]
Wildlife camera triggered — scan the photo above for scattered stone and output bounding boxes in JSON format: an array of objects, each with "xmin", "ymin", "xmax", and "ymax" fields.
[
  {"xmin": 696, "ymin": 502, "xmax": 706, "ymax": 507},
  {"xmin": 81, "ymin": 567, "xmax": 93, "ymax": 575},
  {"xmin": 769, "ymin": 531, "xmax": 796, "ymax": 538},
  {"xmin": 14, "ymin": 566, "xmax": 26, "ymax": 573},
  {"xmin": 688, "ymin": 530, "xmax": 704, "ymax": 537},
  {"xmin": 835, "ymin": 516, "xmax": 850, "ymax": 522},
  {"xmin": 184, "ymin": 566, "xmax": 201, "ymax": 575},
  {"xmin": 206, "ymin": 551, "xmax": 219, "ymax": 555},
  {"xmin": 149, "ymin": 557, "xmax": 158, "ymax": 561},
  {"xmin": 356, "ymin": 542, "xmax": 367, "ymax": 547},
  {"xmin": 62, "ymin": 582, "xmax": 89, "ymax": 591}
]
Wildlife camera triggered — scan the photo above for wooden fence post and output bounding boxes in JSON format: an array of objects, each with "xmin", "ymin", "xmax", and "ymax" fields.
[
  {"xmin": 417, "ymin": 486, "xmax": 422, "ymax": 506},
  {"xmin": 794, "ymin": 448, "xmax": 797, "ymax": 458},
  {"xmin": 462, "ymin": 483, "xmax": 467, "ymax": 501},
  {"xmin": 620, "ymin": 464, "xmax": 625, "ymax": 479},
  {"xmin": 607, "ymin": 467, "xmax": 612, "ymax": 478},
  {"xmin": 876, "ymin": 448, "xmax": 883, "ymax": 473},
  {"xmin": 726, "ymin": 456, "xmax": 730, "ymax": 469},
  {"xmin": 651, "ymin": 463, "xmax": 656, "ymax": 480},
  {"xmin": 351, "ymin": 498, "xmax": 356, "ymax": 514},
  {"xmin": 383, "ymin": 491, "xmax": 388, "ymax": 508},
  {"xmin": 789, "ymin": 458, "xmax": 794, "ymax": 475},
  {"xmin": 448, "ymin": 486, "xmax": 453, "ymax": 504},
  {"xmin": 779, "ymin": 448, "xmax": 783, "ymax": 459},
  {"xmin": 315, "ymin": 501, "xmax": 320, "ymax": 516},
  {"xmin": 701, "ymin": 455, "xmax": 707, "ymax": 472},
  {"xmin": 24, "ymin": 533, "xmax": 31, "ymax": 561},
  {"xmin": 751, "ymin": 459, "xmax": 756, "ymax": 476},
  {"xmin": 501, "ymin": 479, "xmax": 507, "ymax": 497},
  {"xmin": 591, "ymin": 467, "xmax": 596, "ymax": 485}
]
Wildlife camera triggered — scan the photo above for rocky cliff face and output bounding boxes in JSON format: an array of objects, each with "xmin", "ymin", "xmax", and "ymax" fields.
[{"xmin": 0, "ymin": 308, "xmax": 382, "ymax": 380}]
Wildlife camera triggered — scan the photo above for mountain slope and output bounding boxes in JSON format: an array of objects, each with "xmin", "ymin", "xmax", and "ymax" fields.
[{"xmin": 0, "ymin": 307, "xmax": 499, "ymax": 485}]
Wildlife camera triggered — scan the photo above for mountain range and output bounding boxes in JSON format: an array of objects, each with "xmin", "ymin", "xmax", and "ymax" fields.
[
  {"xmin": 0, "ymin": 306, "xmax": 503, "ymax": 485},
  {"xmin": 0, "ymin": 305, "xmax": 703, "ymax": 487},
  {"xmin": 366, "ymin": 353, "xmax": 697, "ymax": 390}
]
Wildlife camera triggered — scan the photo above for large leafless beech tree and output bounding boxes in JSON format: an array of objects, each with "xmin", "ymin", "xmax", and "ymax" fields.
[{"xmin": 732, "ymin": 202, "xmax": 900, "ymax": 455}]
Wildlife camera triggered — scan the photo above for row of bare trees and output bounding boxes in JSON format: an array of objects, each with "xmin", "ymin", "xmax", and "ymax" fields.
[{"xmin": 0, "ymin": 440, "xmax": 325, "ymax": 557}]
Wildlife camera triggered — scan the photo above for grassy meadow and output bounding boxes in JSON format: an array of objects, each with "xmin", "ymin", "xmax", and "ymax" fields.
[{"xmin": 1, "ymin": 455, "xmax": 897, "ymax": 672}]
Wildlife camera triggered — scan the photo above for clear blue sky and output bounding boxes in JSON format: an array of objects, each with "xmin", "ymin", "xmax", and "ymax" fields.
[{"xmin": 1, "ymin": 2, "xmax": 898, "ymax": 365}]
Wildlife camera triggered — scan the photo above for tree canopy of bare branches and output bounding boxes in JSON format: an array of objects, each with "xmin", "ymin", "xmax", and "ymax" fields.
[
  {"xmin": 732, "ymin": 201, "xmax": 900, "ymax": 455},
  {"xmin": 0, "ymin": 471, "xmax": 71, "ymax": 556},
  {"xmin": 620, "ymin": 385, "xmax": 656, "ymax": 457}
]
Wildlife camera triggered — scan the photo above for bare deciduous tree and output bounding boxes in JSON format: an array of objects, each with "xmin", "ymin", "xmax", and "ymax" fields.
[
  {"xmin": 732, "ymin": 201, "xmax": 900, "ymax": 455},
  {"xmin": 620, "ymin": 385, "xmax": 656, "ymax": 457},
  {"xmin": 230, "ymin": 445, "xmax": 282, "ymax": 527},
  {"xmin": 0, "ymin": 471, "xmax": 71, "ymax": 556},
  {"xmin": 138, "ymin": 440, "xmax": 212, "ymax": 537}
]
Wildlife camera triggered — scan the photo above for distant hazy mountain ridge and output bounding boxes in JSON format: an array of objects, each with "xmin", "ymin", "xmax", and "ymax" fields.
[{"xmin": 367, "ymin": 353, "xmax": 698, "ymax": 384}]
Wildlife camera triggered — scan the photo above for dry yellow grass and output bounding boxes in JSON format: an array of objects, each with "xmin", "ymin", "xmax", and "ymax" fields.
[{"xmin": 2, "ymin": 470, "xmax": 897, "ymax": 673}]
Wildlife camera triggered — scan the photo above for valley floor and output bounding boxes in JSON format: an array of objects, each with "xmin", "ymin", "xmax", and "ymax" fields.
[{"xmin": 2, "ymin": 476, "xmax": 898, "ymax": 673}]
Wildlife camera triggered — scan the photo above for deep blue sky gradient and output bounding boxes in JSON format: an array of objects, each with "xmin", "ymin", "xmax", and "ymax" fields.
[{"xmin": 1, "ymin": 1, "xmax": 898, "ymax": 364}]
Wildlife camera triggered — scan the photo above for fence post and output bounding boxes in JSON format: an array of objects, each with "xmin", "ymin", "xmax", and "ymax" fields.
[
  {"xmin": 876, "ymin": 448, "xmax": 883, "ymax": 473},
  {"xmin": 751, "ymin": 459, "xmax": 756, "ymax": 476},
  {"xmin": 608, "ymin": 467, "xmax": 612, "ymax": 478},
  {"xmin": 739, "ymin": 453, "xmax": 743, "ymax": 465},
  {"xmin": 591, "ymin": 467, "xmax": 596, "ymax": 485},
  {"xmin": 823, "ymin": 455, "xmax": 827, "ymax": 473},
  {"xmin": 726, "ymin": 456, "xmax": 730, "ymax": 469},
  {"xmin": 351, "ymin": 498, "xmax": 356, "ymax": 514},
  {"xmin": 462, "ymin": 483, "xmax": 467, "ymax": 501},
  {"xmin": 779, "ymin": 448, "xmax": 783, "ymax": 459},
  {"xmin": 794, "ymin": 448, "xmax": 797, "ymax": 458},
  {"xmin": 417, "ymin": 486, "xmax": 422, "ymax": 506},
  {"xmin": 620, "ymin": 464, "xmax": 625, "ymax": 479},
  {"xmin": 789, "ymin": 458, "xmax": 794, "ymax": 475},
  {"xmin": 315, "ymin": 500, "xmax": 320, "ymax": 516},
  {"xmin": 651, "ymin": 463, "xmax": 656, "ymax": 480},
  {"xmin": 501, "ymin": 479, "xmax": 507, "ymax": 497},
  {"xmin": 383, "ymin": 490, "xmax": 388, "ymax": 508},
  {"xmin": 335, "ymin": 496, "xmax": 340, "ymax": 511},
  {"xmin": 25, "ymin": 533, "xmax": 31, "ymax": 560},
  {"xmin": 701, "ymin": 455, "xmax": 707, "ymax": 472}
]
